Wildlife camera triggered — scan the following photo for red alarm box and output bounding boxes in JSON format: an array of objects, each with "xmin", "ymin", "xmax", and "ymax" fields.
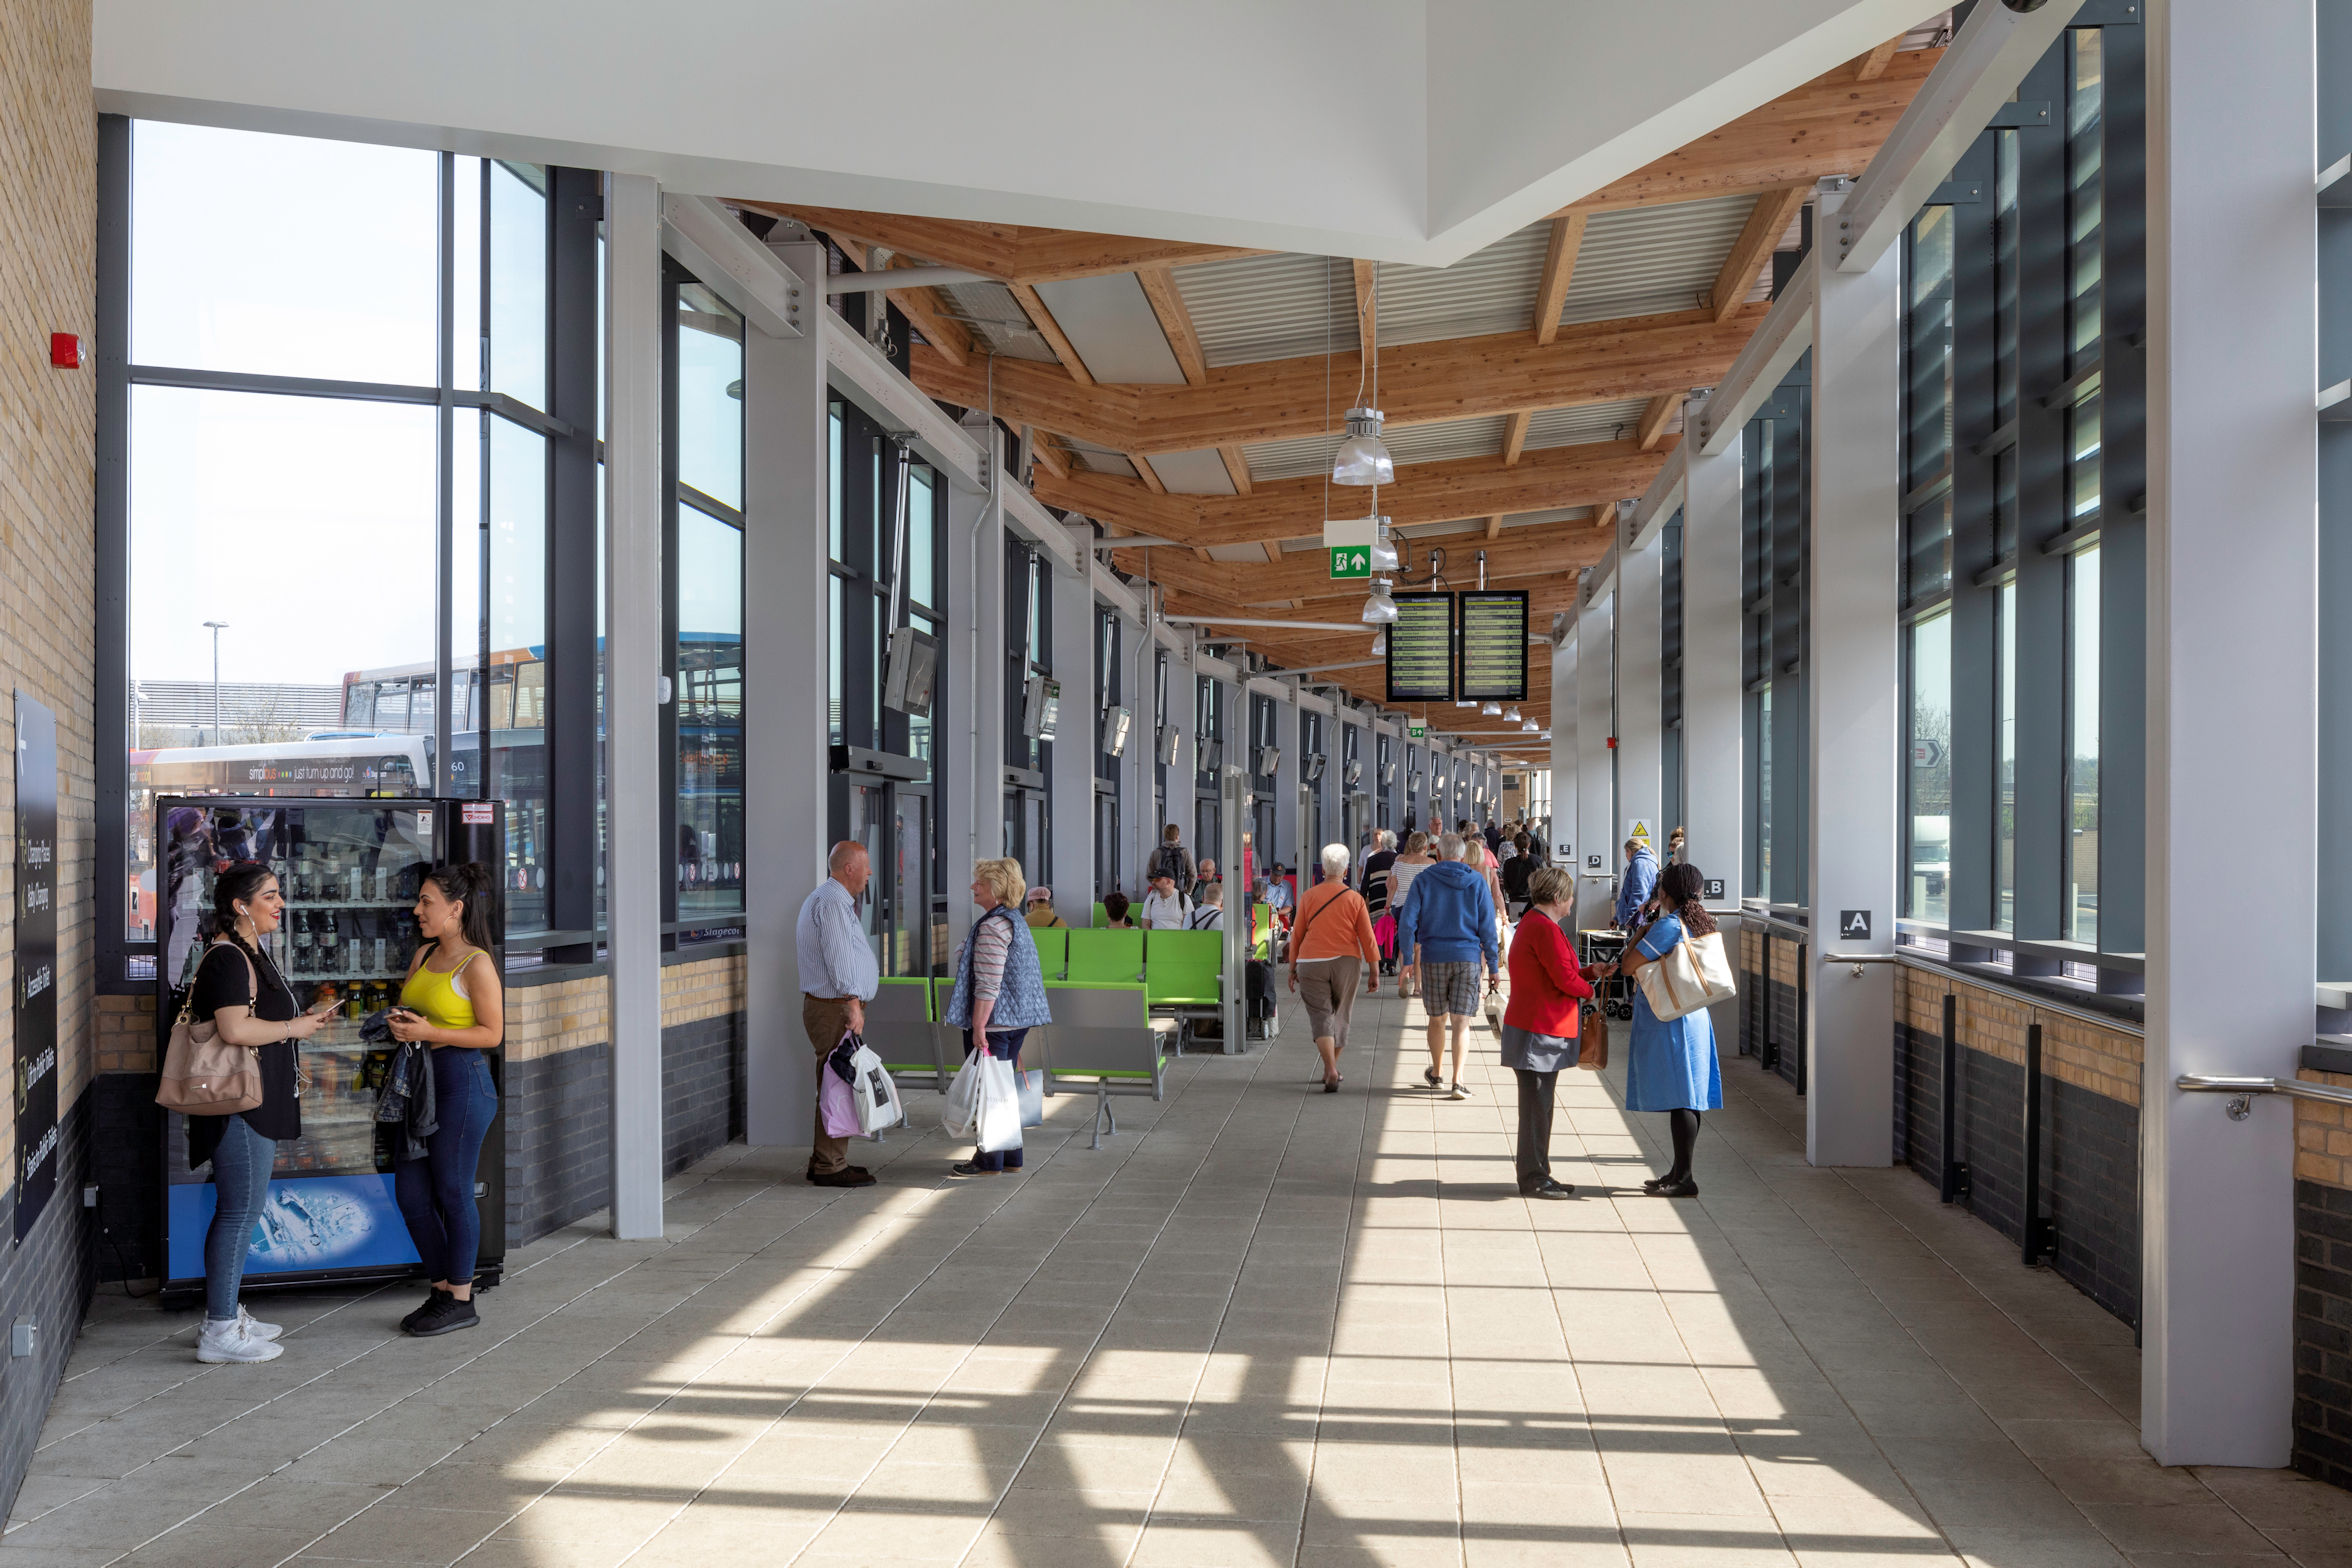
[{"xmin": 49, "ymin": 333, "xmax": 82, "ymax": 369}]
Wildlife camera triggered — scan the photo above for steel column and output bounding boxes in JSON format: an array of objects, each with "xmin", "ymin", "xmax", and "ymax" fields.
[
  {"xmin": 1575, "ymin": 587, "xmax": 1616, "ymax": 932},
  {"xmin": 1682, "ymin": 417, "xmax": 1745, "ymax": 898}
]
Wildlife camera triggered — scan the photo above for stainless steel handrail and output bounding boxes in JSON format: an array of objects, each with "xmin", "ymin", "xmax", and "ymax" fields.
[
  {"xmin": 2177, "ymin": 1072, "xmax": 2352, "ymax": 1120},
  {"xmin": 1832, "ymin": 952, "xmax": 1900, "ymax": 976}
]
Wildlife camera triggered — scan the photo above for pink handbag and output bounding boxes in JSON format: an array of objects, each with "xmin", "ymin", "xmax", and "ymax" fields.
[{"xmin": 819, "ymin": 1064, "xmax": 864, "ymax": 1139}]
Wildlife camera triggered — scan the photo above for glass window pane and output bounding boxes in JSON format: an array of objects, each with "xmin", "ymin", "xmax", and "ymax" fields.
[
  {"xmin": 677, "ymin": 281, "xmax": 744, "ymax": 510},
  {"xmin": 489, "ymin": 418, "xmax": 549, "ymax": 933},
  {"xmin": 127, "ymin": 387, "xmax": 436, "ymax": 944},
  {"xmin": 2069, "ymin": 546, "xmax": 2102, "ymax": 945},
  {"xmin": 2069, "ymin": 394, "xmax": 2103, "ymax": 521},
  {"xmin": 1908, "ymin": 612, "xmax": 1951, "ymax": 924},
  {"xmin": 829, "ymin": 574, "xmax": 846, "ymax": 746},
  {"xmin": 132, "ymin": 123, "xmax": 438, "ymax": 385},
  {"xmin": 451, "ymin": 156, "xmax": 482, "ymax": 382},
  {"xmin": 830, "ymin": 407, "xmax": 846, "ymax": 562},
  {"xmin": 909, "ymin": 468, "xmax": 936, "ymax": 610},
  {"xmin": 1997, "ymin": 580, "xmax": 2018, "ymax": 933},
  {"xmin": 678, "ymin": 510, "xmax": 744, "ymax": 911},
  {"xmin": 489, "ymin": 162, "xmax": 548, "ymax": 409}
]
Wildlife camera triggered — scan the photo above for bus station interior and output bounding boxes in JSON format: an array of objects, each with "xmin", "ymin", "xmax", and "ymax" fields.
[{"xmin": 8, "ymin": 1, "xmax": 2352, "ymax": 1563}]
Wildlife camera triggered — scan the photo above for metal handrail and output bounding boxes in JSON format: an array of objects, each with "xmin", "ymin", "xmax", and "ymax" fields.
[{"xmin": 2177, "ymin": 1073, "xmax": 2352, "ymax": 1118}]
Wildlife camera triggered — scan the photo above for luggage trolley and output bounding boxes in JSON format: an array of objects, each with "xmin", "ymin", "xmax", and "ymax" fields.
[{"xmin": 1578, "ymin": 928, "xmax": 1636, "ymax": 1020}]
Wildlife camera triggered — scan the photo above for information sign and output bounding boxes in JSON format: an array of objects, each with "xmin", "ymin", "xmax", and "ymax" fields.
[
  {"xmin": 14, "ymin": 692, "xmax": 57, "ymax": 1244},
  {"xmin": 1384, "ymin": 593, "xmax": 1454, "ymax": 703},
  {"xmin": 1328, "ymin": 546, "xmax": 1370, "ymax": 579},
  {"xmin": 1458, "ymin": 590, "xmax": 1528, "ymax": 701},
  {"xmin": 1406, "ymin": 722, "xmax": 1427, "ymax": 739}
]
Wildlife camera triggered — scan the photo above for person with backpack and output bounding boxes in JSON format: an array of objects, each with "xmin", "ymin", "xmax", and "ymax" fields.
[
  {"xmin": 1186, "ymin": 882, "xmax": 1226, "ymax": 929},
  {"xmin": 1139, "ymin": 870, "xmax": 1193, "ymax": 929},
  {"xmin": 1146, "ymin": 824, "xmax": 1193, "ymax": 892}
]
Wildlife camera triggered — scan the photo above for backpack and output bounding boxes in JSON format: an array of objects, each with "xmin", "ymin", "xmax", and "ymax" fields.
[{"xmin": 1148, "ymin": 844, "xmax": 1192, "ymax": 888}]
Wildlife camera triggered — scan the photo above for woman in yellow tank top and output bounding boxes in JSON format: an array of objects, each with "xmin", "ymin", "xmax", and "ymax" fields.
[{"xmin": 387, "ymin": 863, "xmax": 504, "ymax": 1338}]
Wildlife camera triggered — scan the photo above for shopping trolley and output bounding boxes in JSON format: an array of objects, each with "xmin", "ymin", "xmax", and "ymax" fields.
[{"xmin": 1578, "ymin": 928, "xmax": 1636, "ymax": 1020}]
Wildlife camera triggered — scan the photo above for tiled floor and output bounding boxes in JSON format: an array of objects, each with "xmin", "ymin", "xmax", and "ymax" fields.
[{"xmin": 11, "ymin": 988, "xmax": 2352, "ymax": 1568}]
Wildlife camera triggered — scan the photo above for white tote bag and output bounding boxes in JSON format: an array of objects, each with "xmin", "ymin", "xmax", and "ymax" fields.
[
  {"xmin": 973, "ymin": 1054, "xmax": 1024, "ymax": 1154},
  {"xmin": 1636, "ymin": 929, "xmax": 1740, "ymax": 1022},
  {"xmin": 849, "ymin": 1044, "xmax": 906, "ymax": 1135},
  {"xmin": 941, "ymin": 1051, "xmax": 983, "ymax": 1139}
]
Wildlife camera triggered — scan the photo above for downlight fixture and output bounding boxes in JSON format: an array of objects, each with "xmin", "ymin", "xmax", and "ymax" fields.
[
  {"xmin": 1359, "ymin": 578, "xmax": 1398, "ymax": 624},
  {"xmin": 1369, "ymin": 628, "xmax": 1387, "ymax": 656},
  {"xmin": 1332, "ymin": 408, "xmax": 1394, "ymax": 486},
  {"xmin": 1521, "ymin": 720, "xmax": 1540, "ymax": 733},
  {"xmin": 1370, "ymin": 519, "xmax": 1400, "ymax": 574},
  {"xmin": 1481, "ymin": 701, "xmax": 1502, "ymax": 716},
  {"xmin": 1503, "ymin": 707, "xmax": 1521, "ymax": 723}
]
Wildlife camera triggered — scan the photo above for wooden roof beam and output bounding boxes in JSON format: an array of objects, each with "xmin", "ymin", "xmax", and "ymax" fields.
[
  {"xmin": 736, "ymin": 202, "xmax": 1263, "ymax": 283},
  {"xmin": 1635, "ymin": 393, "xmax": 1683, "ymax": 452},
  {"xmin": 1707, "ymin": 182, "xmax": 1810, "ymax": 323},
  {"xmin": 914, "ymin": 306, "xmax": 1759, "ymax": 455},
  {"xmin": 1532, "ymin": 214, "xmax": 1588, "ymax": 345},
  {"xmin": 1855, "ymin": 35, "xmax": 1903, "ymax": 81},
  {"xmin": 1502, "ymin": 410, "xmax": 1531, "ymax": 467},
  {"xmin": 824, "ymin": 234, "xmax": 972, "ymax": 369}
]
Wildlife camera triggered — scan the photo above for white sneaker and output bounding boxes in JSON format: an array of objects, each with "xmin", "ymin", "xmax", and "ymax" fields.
[
  {"xmin": 235, "ymin": 1304, "xmax": 283, "ymax": 1342},
  {"xmin": 196, "ymin": 1317, "xmax": 283, "ymax": 1364}
]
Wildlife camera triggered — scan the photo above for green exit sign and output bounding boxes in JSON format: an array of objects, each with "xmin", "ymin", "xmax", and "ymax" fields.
[
  {"xmin": 1407, "ymin": 722, "xmax": 1427, "ymax": 739},
  {"xmin": 1328, "ymin": 546, "xmax": 1371, "ymax": 579}
]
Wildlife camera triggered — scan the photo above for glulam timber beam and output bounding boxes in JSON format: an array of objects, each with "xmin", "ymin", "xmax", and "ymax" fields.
[
  {"xmin": 825, "ymin": 235, "xmax": 972, "ymax": 368},
  {"xmin": 737, "ymin": 202, "xmax": 1263, "ymax": 282},
  {"xmin": 914, "ymin": 307, "xmax": 1757, "ymax": 455},
  {"xmin": 1707, "ymin": 182, "xmax": 1809, "ymax": 322},
  {"xmin": 1635, "ymin": 393, "xmax": 1682, "ymax": 452},
  {"xmin": 1036, "ymin": 437, "xmax": 1671, "ymax": 548},
  {"xmin": 1532, "ymin": 214, "xmax": 1588, "ymax": 344}
]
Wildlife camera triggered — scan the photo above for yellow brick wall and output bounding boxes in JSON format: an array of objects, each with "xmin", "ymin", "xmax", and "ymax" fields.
[
  {"xmin": 2297, "ymin": 1069, "xmax": 2352, "ymax": 1191},
  {"xmin": 1768, "ymin": 935, "xmax": 1800, "ymax": 987},
  {"xmin": 1896, "ymin": 964, "xmax": 2142, "ymax": 1108},
  {"xmin": 0, "ymin": 0, "xmax": 96, "ymax": 1189}
]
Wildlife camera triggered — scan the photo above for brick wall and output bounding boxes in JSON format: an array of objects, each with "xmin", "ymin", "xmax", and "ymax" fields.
[
  {"xmin": 1888, "ymin": 964, "xmax": 2142, "ymax": 1326},
  {"xmin": 0, "ymin": 0, "xmax": 99, "ymax": 1530},
  {"xmin": 2296, "ymin": 1069, "xmax": 2352, "ymax": 1486}
]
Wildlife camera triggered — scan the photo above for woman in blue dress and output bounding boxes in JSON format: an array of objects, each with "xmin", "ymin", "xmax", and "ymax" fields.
[{"xmin": 1614, "ymin": 862, "xmax": 1723, "ymax": 1196}]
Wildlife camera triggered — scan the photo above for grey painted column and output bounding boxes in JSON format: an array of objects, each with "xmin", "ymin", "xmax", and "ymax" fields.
[
  {"xmin": 2141, "ymin": 0, "xmax": 2315, "ymax": 1468},
  {"xmin": 941, "ymin": 437, "xmax": 1004, "ymax": 962},
  {"xmin": 1803, "ymin": 185, "xmax": 1901, "ymax": 1170},
  {"xmin": 1575, "ymin": 586, "xmax": 1616, "ymax": 931},
  {"xmin": 1616, "ymin": 531, "xmax": 1664, "ymax": 852},
  {"xmin": 1549, "ymin": 632, "xmax": 1578, "ymax": 865},
  {"xmin": 1273, "ymin": 685, "xmax": 1301, "ymax": 893},
  {"xmin": 743, "ymin": 241, "xmax": 829, "ymax": 1148},
  {"xmin": 1684, "ymin": 421, "xmax": 1745, "ymax": 902},
  {"xmin": 602, "ymin": 172, "xmax": 665, "ymax": 1237},
  {"xmin": 1125, "ymin": 615, "xmax": 1160, "ymax": 900},
  {"xmin": 1049, "ymin": 543, "xmax": 1095, "ymax": 913}
]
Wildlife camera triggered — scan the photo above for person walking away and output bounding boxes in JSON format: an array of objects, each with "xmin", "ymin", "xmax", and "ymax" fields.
[
  {"xmin": 1023, "ymin": 887, "xmax": 1067, "ymax": 928},
  {"xmin": 796, "ymin": 841, "xmax": 880, "ymax": 1188},
  {"xmin": 1139, "ymin": 871, "xmax": 1193, "ymax": 929},
  {"xmin": 1394, "ymin": 834, "xmax": 1500, "ymax": 1100},
  {"xmin": 1501, "ymin": 832, "xmax": 1536, "ymax": 912},
  {"xmin": 1101, "ymin": 891, "xmax": 1137, "ymax": 929},
  {"xmin": 1614, "ymin": 837, "xmax": 1660, "ymax": 930},
  {"xmin": 1387, "ymin": 832, "xmax": 1434, "ymax": 992},
  {"xmin": 943, "ymin": 858, "xmax": 1052, "ymax": 1176},
  {"xmin": 1288, "ymin": 844, "xmax": 1381, "ymax": 1092},
  {"xmin": 388, "ymin": 862, "xmax": 506, "ymax": 1337},
  {"xmin": 187, "ymin": 862, "xmax": 335, "ymax": 1362},
  {"xmin": 1463, "ymin": 838, "xmax": 1511, "ymax": 957},
  {"xmin": 1187, "ymin": 882, "xmax": 1226, "ymax": 929},
  {"xmin": 1611, "ymin": 862, "xmax": 1723, "ymax": 1196},
  {"xmin": 1501, "ymin": 866, "xmax": 1597, "ymax": 1199},
  {"xmin": 1361, "ymin": 830, "xmax": 1398, "ymax": 974},
  {"xmin": 1147, "ymin": 824, "xmax": 1193, "ymax": 894},
  {"xmin": 1666, "ymin": 826, "xmax": 1687, "ymax": 865}
]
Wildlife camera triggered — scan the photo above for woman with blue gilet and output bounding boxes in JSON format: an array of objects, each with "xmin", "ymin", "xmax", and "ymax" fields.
[
  {"xmin": 942, "ymin": 857, "xmax": 1053, "ymax": 1178},
  {"xmin": 1612, "ymin": 861, "xmax": 1723, "ymax": 1197}
]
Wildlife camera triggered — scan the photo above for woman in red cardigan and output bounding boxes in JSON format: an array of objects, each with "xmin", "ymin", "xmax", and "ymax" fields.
[{"xmin": 1503, "ymin": 864, "xmax": 1600, "ymax": 1198}]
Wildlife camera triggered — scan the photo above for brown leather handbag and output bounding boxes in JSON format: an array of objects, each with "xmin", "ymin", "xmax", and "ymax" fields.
[
  {"xmin": 155, "ymin": 945, "xmax": 265, "ymax": 1116},
  {"xmin": 1577, "ymin": 998, "xmax": 1610, "ymax": 1071}
]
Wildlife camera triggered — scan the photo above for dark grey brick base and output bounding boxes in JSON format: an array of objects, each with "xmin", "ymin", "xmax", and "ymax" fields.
[
  {"xmin": 1890, "ymin": 1024, "xmax": 2139, "ymax": 1326},
  {"xmin": 90, "ymin": 1073, "xmax": 162, "ymax": 1283},
  {"xmin": 0, "ymin": 1091, "xmax": 94, "ymax": 1523},
  {"xmin": 664, "ymin": 1012, "xmax": 746, "ymax": 1176},
  {"xmin": 504, "ymin": 1041, "xmax": 612, "ymax": 1243},
  {"xmin": 2297, "ymin": 1179, "xmax": 2352, "ymax": 1488}
]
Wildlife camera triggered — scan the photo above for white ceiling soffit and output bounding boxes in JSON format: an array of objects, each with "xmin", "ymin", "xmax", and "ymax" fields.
[
  {"xmin": 1555, "ymin": 195, "xmax": 1759, "ymax": 329},
  {"xmin": 1148, "ymin": 448, "xmax": 1239, "ymax": 496},
  {"xmin": 1032, "ymin": 273, "xmax": 1188, "ymax": 384},
  {"xmin": 1523, "ymin": 396, "xmax": 1654, "ymax": 451},
  {"xmin": 1062, "ymin": 437, "xmax": 1139, "ymax": 480},
  {"xmin": 1243, "ymin": 413, "xmax": 1509, "ymax": 483},
  {"xmin": 1205, "ymin": 543, "xmax": 1273, "ymax": 564},
  {"xmin": 936, "ymin": 281, "xmax": 1059, "ymax": 363},
  {"xmin": 92, "ymin": 0, "xmax": 1934, "ymax": 268}
]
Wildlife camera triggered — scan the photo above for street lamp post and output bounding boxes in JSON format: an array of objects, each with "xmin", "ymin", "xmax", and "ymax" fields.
[{"xmin": 202, "ymin": 621, "xmax": 228, "ymax": 744}]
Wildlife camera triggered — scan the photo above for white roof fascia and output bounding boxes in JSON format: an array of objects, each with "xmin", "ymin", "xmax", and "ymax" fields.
[
  {"xmin": 1695, "ymin": 250, "xmax": 1815, "ymax": 456},
  {"xmin": 1834, "ymin": 0, "xmax": 2089, "ymax": 275}
]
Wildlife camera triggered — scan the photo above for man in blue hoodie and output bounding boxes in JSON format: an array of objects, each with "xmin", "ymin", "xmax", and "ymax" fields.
[
  {"xmin": 1396, "ymin": 833, "xmax": 1500, "ymax": 1100},
  {"xmin": 1615, "ymin": 837, "xmax": 1660, "ymax": 930}
]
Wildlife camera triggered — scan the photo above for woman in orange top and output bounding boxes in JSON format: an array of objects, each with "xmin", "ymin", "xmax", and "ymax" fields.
[{"xmin": 1288, "ymin": 843, "xmax": 1382, "ymax": 1092}]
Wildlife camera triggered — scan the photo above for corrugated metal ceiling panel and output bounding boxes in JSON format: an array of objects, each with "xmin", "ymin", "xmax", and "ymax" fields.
[
  {"xmin": 1521, "ymin": 396, "xmax": 1653, "ymax": 451},
  {"xmin": 1369, "ymin": 224, "xmax": 1549, "ymax": 348},
  {"xmin": 937, "ymin": 280, "xmax": 1060, "ymax": 362},
  {"xmin": 1172, "ymin": 253, "xmax": 1355, "ymax": 369},
  {"xmin": 1241, "ymin": 412, "xmax": 1507, "ymax": 483},
  {"xmin": 1555, "ymin": 193, "xmax": 1757, "ymax": 328}
]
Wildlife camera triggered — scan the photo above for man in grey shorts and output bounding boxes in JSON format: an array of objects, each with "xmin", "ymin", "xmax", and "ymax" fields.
[{"xmin": 1394, "ymin": 833, "xmax": 1502, "ymax": 1100}]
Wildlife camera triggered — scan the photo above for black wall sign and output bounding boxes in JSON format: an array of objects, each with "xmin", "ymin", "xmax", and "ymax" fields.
[
  {"xmin": 1458, "ymin": 591, "xmax": 1528, "ymax": 701},
  {"xmin": 1385, "ymin": 593, "xmax": 1455, "ymax": 703},
  {"xmin": 1704, "ymin": 878, "xmax": 1726, "ymax": 901},
  {"xmin": 14, "ymin": 692, "xmax": 57, "ymax": 1244},
  {"xmin": 1839, "ymin": 909, "xmax": 1872, "ymax": 940},
  {"xmin": 1586, "ymin": 853, "xmax": 1604, "ymax": 869}
]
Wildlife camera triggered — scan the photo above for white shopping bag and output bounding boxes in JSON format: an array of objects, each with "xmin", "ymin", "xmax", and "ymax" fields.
[
  {"xmin": 974, "ymin": 1053, "xmax": 1024, "ymax": 1154},
  {"xmin": 941, "ymin": 1051, "xmax": 983, "ymax": 1139},
  {"xmin": 849, "ymin": 1044, "xmax": 906, "ymax": 1134}
]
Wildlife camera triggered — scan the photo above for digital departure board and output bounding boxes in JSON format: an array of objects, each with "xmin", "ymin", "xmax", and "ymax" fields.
[
  {"xmin": 1385, "ymin": 593, "xmax": 1455, "ymax": 703},
  {"xmin": 1458, "ymin": 591, "xmax": 1528, "ymax": 702}
]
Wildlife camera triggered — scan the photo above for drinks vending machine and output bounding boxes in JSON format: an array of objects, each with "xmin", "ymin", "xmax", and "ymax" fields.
[{"xmin": 154, "ymin": 796, "xmax": 507, "ymax": 1306}]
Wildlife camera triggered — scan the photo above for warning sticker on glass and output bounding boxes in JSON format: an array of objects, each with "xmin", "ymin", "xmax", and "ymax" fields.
[{"xmin": 461, "ymin": 803, "xmax": 494, "ymax": 825}]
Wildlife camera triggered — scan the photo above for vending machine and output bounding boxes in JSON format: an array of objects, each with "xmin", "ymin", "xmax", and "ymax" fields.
[{"xmin": 154, "ymin": 796, "xmax": 506, "ymax": 1307}]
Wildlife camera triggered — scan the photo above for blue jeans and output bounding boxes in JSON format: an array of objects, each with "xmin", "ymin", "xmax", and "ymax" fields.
[
  {"xmin": 961, "ymin": 1028, "xmax": 1028, "ymax": 1172},
  {"xmin": 205, "ymin": 1114, "xmax": 276, "ymax": 1323},
  {"xmin": 393, "ymin": 1048, "xmax": 498, "ymax": 1286}
]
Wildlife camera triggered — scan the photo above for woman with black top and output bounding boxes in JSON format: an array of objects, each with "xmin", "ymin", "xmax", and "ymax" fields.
[{"xmin": 187, "ymin": 862, "xmax": 335, "ymax": 1363}]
